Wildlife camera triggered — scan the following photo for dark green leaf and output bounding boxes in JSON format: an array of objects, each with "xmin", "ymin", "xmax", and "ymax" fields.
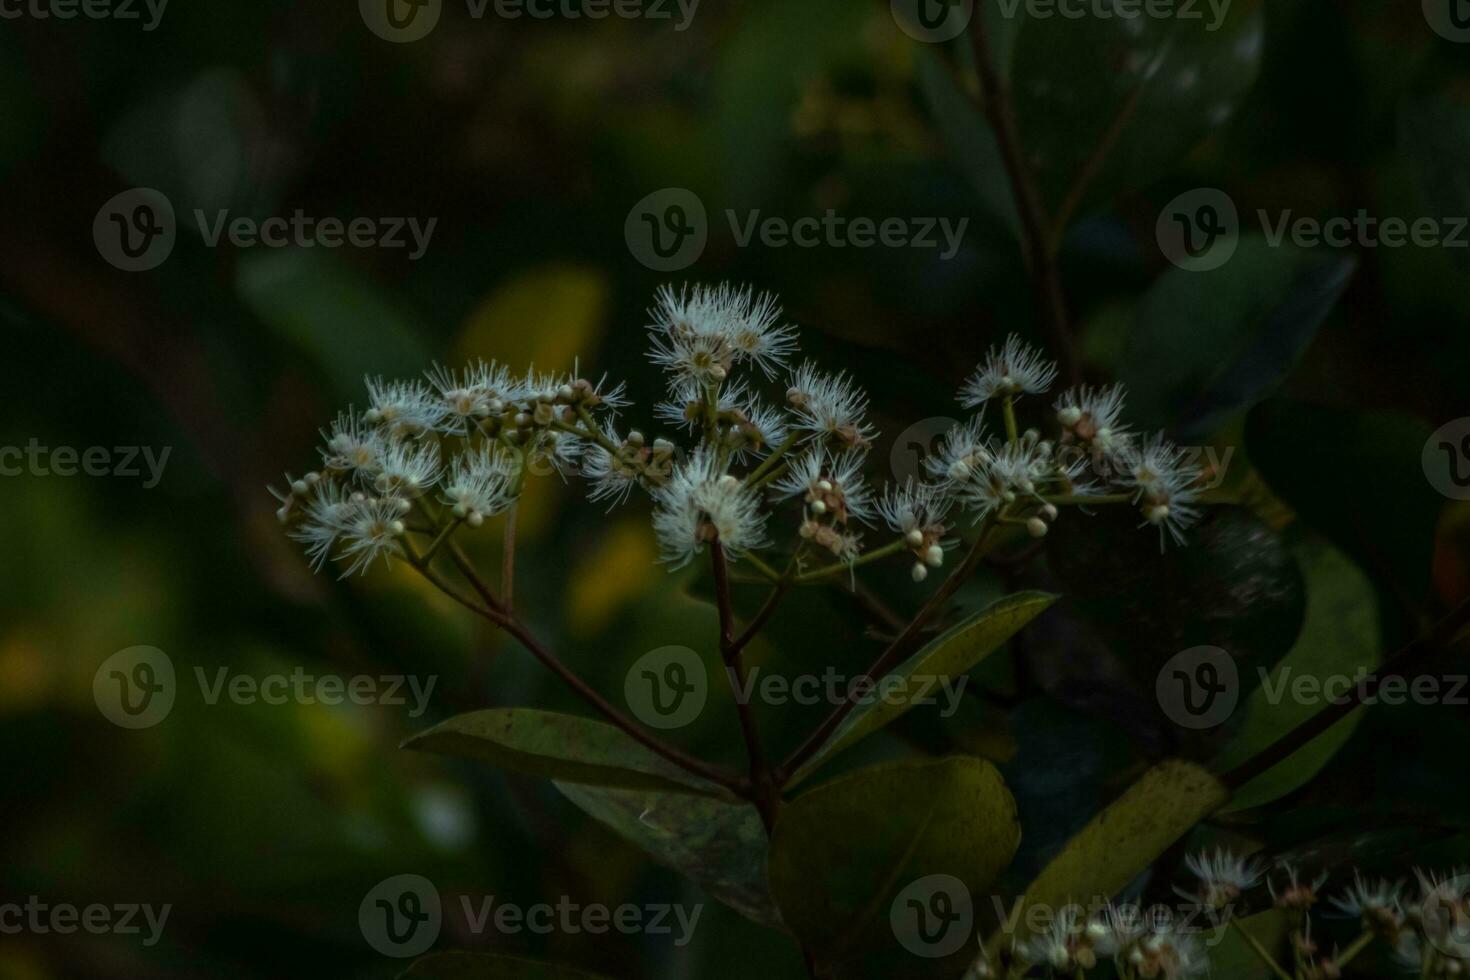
[
  {"xmin": 403, "ymin": 708, "xmax": 728, "ymax": 797},
  {"xmin": 555, "ymin": 782, "xmax": 779, "ymax": 928},
  {"xmin": 1010, "ymin": 0, "xmax": 1265, "ymax": 219},
  {"xmin": 770, "ymin": 757, "xmax": 1020, "ymax": 967},
  {"xmin": 788, "ymin": 591, "xmax": 1057, "ymax": 786},
  {"xmin": 1122, "ymin": 237, "xmax": 1355, "ymax": 438},
  {"xmin": 1213, "ymin": 538, "xmax": 1381, "ymax": 811}
]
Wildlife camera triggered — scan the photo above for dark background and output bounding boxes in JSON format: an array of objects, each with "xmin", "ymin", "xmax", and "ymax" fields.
[{"xmin": 2, "ymin": 0, "xmax": 1469, "ymax": 976}]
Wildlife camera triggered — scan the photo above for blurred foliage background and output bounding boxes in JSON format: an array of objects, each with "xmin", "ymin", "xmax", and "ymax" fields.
[{"xmin": 2, "ymin": 0, "xmax": 1470, "ymax": 977}]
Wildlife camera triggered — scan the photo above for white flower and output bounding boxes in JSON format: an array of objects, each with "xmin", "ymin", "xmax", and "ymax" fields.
[
  {"xmin": 364, "ymin": 376, "xmax": 446, "ymax": 435},
  {"xmin": 335, "ymin": 496, "xmax": 408, "ymax": 577},
  {"xmin": 926, "ymin": 416, "xmax": 997, "ymax": 485},
  {"xmin": 1181, "ymin": 849, "xmax": 1263, "ymax": 910},
  {"xmin": 655, "ymin": 378, "xmax": 752, "ymax": 433},
  {"xmin": 523, "ymin": 428, "xmax": 583, "ymax": 479},
  {"xmin": 728, "ymin": 396, "xmax": 790, "ymax": 463},
  {"xmin": 651, "ymin": 448, "xmax": 768, "ymax": 567},
  {"xmin": 320, "ymin": 411, "xmax": 388, "ymax": 480},
  {"xmin": 441, "ymin": 447, "xmax": 519, "ymax": 526},
  {"xmin": 958, "ymin": 334, "xmax": 1058, "ymax": 407},
  {"xmin": 953, "ymin": 440, "xmax": 1053, "ymax": 520},
  {"xmin": 771, "ymin": 449, "xmax": 875, "ymax": 525},
  {"xmin": 373, "ymin": 436, "xmax": 442, "ymax": 496},
  {"xmin": 286, "ymin": 480, "xmax": 359, "ymax": 570},
  {"xmin": 647, "ymin": 283, "xmax": 797, "ymax": 385},
  {"xmin": 425, "ymin": 360, "xmax": 516, "ymax": 432},
  {"xmin": 1121, "ymin": 434, "xmax": 1202, "ymax": 548},
  {"xmin": 786, "ymin": 361, "xmax": 875, "ymax": 450},
  {"xmin": 1017, "ymin": 906, "xmax": 1092, "ymax": 972},
  {"xmin": 1055, "ymin": 383, "xmax": 1131, "ymax": 456},
  {"xmin": 1331, "ymin": 873, "xmax": 1405, "ymax": 938},
  {"xmin": 1126, "ymin": 925, "xmax": 1208, "ymax": 979},
  {"xmin": 877, "ymin": 478, "xmax": 954, "ymax": 540}
]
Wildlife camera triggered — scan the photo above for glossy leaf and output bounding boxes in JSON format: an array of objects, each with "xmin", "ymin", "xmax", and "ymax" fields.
[
  {"xmin": 788, "ymin": 591, "xmax": 1057, "ymax": 787},
  {"xmin": 770, "ymin": 757, "xmax": 1020, "ymax": 967},
  {"xmin": 1214, "ymin": 539, "xmax": 1381, "ymax": 811},
  {"xmin": 403, "ymin": 708, "xmax": 727, "ymax": 797},
  {"xmin": 1122, "ymin": 237, "xmax": 1355, "ymax": 438},
  {"xmin": 1010, "ymin": 0, "xmax": 1265, "ymax": 219},
  {"xmin": 979, "ymin": 760, "xmax": 1227, "ymax": 958},
  {"xmin": 555, "ymin": 782, "xmax": 779, "ymax": 928}
]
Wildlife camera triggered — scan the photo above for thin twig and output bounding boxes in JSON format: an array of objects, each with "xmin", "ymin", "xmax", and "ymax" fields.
[
  {"xmin": 967, "ymin": 9, "xmax": 1079, "ymax": 384},
  {"xmin": 712, "ymin": 541, "xmax": 781, "ymax": 831},
  {"xmin": 501, "ymin": 503, "xmax": 518, "ymax": 615},
  {"xmin": 776, "ymin": 518, "xmax": 998, "ymax": 783}
]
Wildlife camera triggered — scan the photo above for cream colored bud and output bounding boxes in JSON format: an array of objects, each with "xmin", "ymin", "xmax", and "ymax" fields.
[
  {"xmin": 924, "ymin": 545, "xmax": 944, "ymax": 567},
  {"xmin": 1042, "ymin": 503, "xmax": 1058, "ymax": 520},
  {"xmin": 809, "ymin": 499, "xmax": 827, "ymax": 516},
  {"xmin": 1058, "ymin": 406, "xmax": 1083, "ymax": 427},
  {"xmin": 911, "ymin": 562, "xmax": 928, "ymax": 583},
  {"xmin": 1026, "ymin": 517, "xmax": 1048, "ymax": 538},
  {"xmin": 905, "ymin": 529, "xmax": 924, "ymax": 548},
  {"xmin": 467, "ymin": 512, "xmax": 484, "ymax": 528},
  {"xmin": 389, "ymin": 520, "xmax": 406, "ymax": 536}
]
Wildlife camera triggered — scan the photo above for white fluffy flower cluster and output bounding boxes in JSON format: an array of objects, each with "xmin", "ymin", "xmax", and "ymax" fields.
[
  {"xmin": 273, "ymin": 285, "xmax": 1209, "ymax": 580},
  {"xmin": 270, "ymin": 361, "xmax": 628, "ymax": 576},
  {"xmin": 933, "ymin": 334, "xmax": 1204, "ymax": 548}
]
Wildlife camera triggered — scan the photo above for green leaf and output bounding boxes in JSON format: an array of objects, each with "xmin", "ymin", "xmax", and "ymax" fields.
[
  {"xmin": 769, "ymin": 757, "xmax": 1020, "ymax": 968},
  {"xmin": 1121, "ymin": 237, "xmax": 1355, "ymax": 438},
  {"xmin": 788, "ymin": 591, "xmax": 1057, "ymax": 787},
  {"xmin": 915, "ymin": 48, "xmax": 1019, "ymax": 235},
  {"xmin": 1247, "ymin": 400, "xmax": 1439, "ymax": 608},
  {"xmin": 236, "ymin": 247, "xmax": 430, "ymax": 398},
  {"xmin": 1010, "ymin": 0, "xmax": 1265, "ymax": 220},
  {"xmin": 980, "ymin": 760, "xmax": 1227, "ymax": 958},
  {"xmin": 401, "ymin": 951, "xmax": 614, "ymax": 979},
  {"xmin": 555, "ymin": 782, "xmax": 779, "ymax": 928},
  {"xmin": 403, "ymin": 708, "xmax": 727, "ymax": 797},
  {"xmin": 1213, "ymin": 539, "xmax": 1381, "ymax": 811}
]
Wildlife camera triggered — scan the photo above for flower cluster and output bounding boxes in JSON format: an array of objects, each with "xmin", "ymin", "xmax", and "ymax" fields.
[
  {"xmin": 972, "ymin": 853, "xmax": 1470, "ymax": 979},
  {"xmin": 272, "ymin": 284, "xmax": 1208, "ymax": 581}
]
